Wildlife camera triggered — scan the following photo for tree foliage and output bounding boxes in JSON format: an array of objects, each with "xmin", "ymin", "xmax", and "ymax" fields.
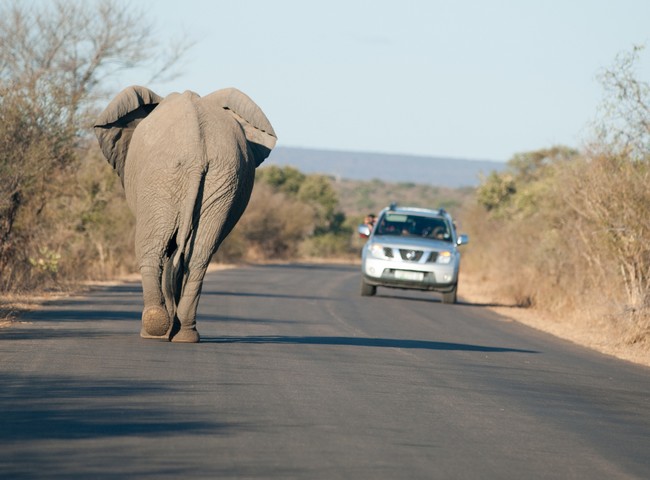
[
  {"xmin": 216, "ymin": 166, "xmax": 355, "ymax": 261},
  {"xmin": 466, "ymin": 46, "xmax": 650, "ymax": 343},
  {"xmin": 0, "ymin": 0, "xmax": 192, "ymax": 291},
  {"xmin": 476, "ymin": 146, "xmax": 578, "ymax": 217},
  {"xmin": 255, "ymin": 165, "xmax": 306, "ymax": 195}
]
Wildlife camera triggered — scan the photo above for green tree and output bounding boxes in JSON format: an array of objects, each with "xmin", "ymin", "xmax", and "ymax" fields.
[
  {"xmin": 475, "ymin": 171, "xmax": 516, "ymax": 213},
  {"xmin": 248, "ymin": 166, "xmax": 354, "ymax": 259},
  {"xmin": 256, "ymin": 165, "xmax": 306, "ymax": 195},
  {"xmin": 476, "ymin": 146, "xmax": 578, "ymax": 217},
  {"xmin": 297, "ymin": 175, "xmax": 340, "ymax": 232},
  {"xmin": 257, "ymin": 166, "xmax": 345, "ymax": 233}
]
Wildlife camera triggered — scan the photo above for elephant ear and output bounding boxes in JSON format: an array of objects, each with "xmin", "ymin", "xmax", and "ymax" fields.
[
  {"xmin": 94, "ymin": 86, "xmax": 163, "ymax": 181},
  {"xmin": 203, "ymin": 88, "xmax": 277, "ymax": 167}
]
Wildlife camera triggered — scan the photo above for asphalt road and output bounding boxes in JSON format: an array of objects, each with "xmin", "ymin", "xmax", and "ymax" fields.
[{"xmin": 1, "ymin": 263, "xmax": 649, "ymax": 479}]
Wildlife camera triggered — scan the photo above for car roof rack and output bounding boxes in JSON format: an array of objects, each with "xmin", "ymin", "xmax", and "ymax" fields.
[{"xmin": 382, "ymin": 204, "xmax": 453, "ymax": 219}]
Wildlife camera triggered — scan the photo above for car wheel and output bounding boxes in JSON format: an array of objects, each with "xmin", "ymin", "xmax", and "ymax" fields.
[
  {"xmin": 361, "ymin": 279, "xmax": 376, "ymax": 296},
  {"xmin": 441, "ymin": 284, "xmax": 457, "ymax": 304}
]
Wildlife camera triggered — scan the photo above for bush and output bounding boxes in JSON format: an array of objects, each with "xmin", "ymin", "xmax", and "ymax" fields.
[
  {"xmin": 214, "ymin": 183, "xmax": 315, "ymax": 262},
  {"xmin": 561, "ymin": 153, "xmax": 650, "ymax": 308},
  {"xmin": 0, "ymin": 0, "xmax": 191, "ymax": 292},
  {"xmin": 0, "ymin": 93, "xmax": 75, "ymax": 290},
  {"xmin": 465, "ymin": 140, "xmax": 650, "ymax": 343},
  {"xmin": 214, "ymin": 167, "xmax": 355, "ymax": 262}
]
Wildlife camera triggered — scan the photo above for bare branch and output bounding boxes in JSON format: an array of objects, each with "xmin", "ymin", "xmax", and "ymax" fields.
[
  {"xmin": 0, "ymin": 0, "xmax": 194, "ymax": 290},
  {"xmin": 594, "ymin": 45, "xmax": 650, "ymax": 160}
]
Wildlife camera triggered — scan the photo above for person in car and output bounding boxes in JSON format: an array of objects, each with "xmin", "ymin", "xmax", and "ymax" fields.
[{"xmin": 364, "ymin": 214, "xmax": 376, "ymax": 229}]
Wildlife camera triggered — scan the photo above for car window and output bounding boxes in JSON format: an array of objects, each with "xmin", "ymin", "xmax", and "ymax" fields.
[{"xmin": 375, "ymin": 214, "xmax": 452, "ymax": 242}]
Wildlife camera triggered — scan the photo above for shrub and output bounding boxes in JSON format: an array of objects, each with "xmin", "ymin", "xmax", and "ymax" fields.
[
  {"xmin": 218, "ymin": 167, "xmax": 355, "ymax": 261},
  {"xmin": 214, "ymin": 183, "xmax": 315, "ymax": 261},
  {"xmin": 0, "ymin": 0, "xmax": 192, "ymax": 292}
]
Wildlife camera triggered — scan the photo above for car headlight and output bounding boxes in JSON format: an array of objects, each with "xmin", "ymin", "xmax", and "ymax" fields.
[
  {"xmin": 368, "ymin": 243, "xmax": 387, "ymax": 259},
  {"xmin": 437, "ymin": 251, "xmax": 453, "ymax": 264}
]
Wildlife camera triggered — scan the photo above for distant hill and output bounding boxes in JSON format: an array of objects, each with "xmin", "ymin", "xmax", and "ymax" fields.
[{"xmin": 265, "ymin": 146, "xmax": 506, "ymax": 188}]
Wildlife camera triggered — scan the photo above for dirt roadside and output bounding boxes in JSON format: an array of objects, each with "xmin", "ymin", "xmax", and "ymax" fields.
[
  {"xmin": 459, "ymin": 275, "xmax": 650, "ymax": 368},
  {"xmin": 1, "ymin": 262, "xmax": 648, "ymax": 368}
]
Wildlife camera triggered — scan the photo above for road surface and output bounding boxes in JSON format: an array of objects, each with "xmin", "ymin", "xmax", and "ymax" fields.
[{"xmin": 1, "ymin": 263, "xmax": 649, "ymax": 479}]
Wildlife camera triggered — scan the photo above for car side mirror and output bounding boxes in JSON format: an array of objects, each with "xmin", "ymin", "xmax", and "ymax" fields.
[
  {"xmin": 358, "ymin": 224, "xmax": 371, "ymax": 238},
  {"xmin": 457, "ymin": 234, "xmax": 469, "ymax": 246}
]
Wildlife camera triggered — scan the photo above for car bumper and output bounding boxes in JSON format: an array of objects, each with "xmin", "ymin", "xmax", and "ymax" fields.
[{"xmin": 361, "ymin": 257, "xmax": 458, "ymax": 291}]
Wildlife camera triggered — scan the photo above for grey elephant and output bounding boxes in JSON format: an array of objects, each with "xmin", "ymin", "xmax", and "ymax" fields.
[{"xmin": 94, "ymin": 86, "xmax": 276, "ymax": 343}]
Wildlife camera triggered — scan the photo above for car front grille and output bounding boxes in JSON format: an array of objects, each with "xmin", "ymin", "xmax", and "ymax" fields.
[
  {"xmin": 381, "ymin": 247, "xmax": 439, "ymax": 263},
  {"xmin": 399, "ymin": 249, "xmax": 424, "ymax": 262}
]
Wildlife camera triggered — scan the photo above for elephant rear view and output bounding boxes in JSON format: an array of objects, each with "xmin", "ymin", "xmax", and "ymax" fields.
[{"xmin": 95, "ymin": 86, "xmax": 277, "ymax": 343}]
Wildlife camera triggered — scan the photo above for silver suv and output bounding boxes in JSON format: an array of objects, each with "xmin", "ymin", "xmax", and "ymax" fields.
[{"xmin": 358, "ymin": 204, "xmax": 468, "ymax": 303}]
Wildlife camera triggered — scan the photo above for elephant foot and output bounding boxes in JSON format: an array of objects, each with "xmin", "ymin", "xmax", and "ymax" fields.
[
  {"xmin": 141, "ymin": 306, "xmax": 172, "ymax": 340},
  {"xmin": 171, "ymin": 326, "xmax": 200, "ymax": 343}
]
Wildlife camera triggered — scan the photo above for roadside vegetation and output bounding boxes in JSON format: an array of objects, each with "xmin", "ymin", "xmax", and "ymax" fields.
[
  {"xmin": 215, "ymin": 166, "xmax": 357, "ymax": 262},
  {"xmin": 0, "ymin": 0, "xmax": 192, "ymax": 295},
  {"xmin": 1, "ymin": 2, "xmax": 648, "ymax": 355},
  {"xmin": 462, "ymin": 46, "xmax": 650, "ymax": 350}
]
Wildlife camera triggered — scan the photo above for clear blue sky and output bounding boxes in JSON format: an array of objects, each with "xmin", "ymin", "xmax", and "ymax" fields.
[{"xmin": 118, "ymin": 0, "xmax": 649, "ymax": 162}]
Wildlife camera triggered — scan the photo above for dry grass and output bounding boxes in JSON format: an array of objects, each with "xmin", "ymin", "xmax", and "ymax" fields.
[{"xmin": 0, "ymin": 293, "xmax": 62, "ymax": 328}]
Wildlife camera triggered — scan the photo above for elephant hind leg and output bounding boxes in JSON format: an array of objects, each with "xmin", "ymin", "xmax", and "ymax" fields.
[
  {"xmin": 170, "ymin": 215, "xmax": 230, "ymax": 343},
  {"xmin": 170, "ymin": 165, "xmax": 254, "ymax": 344},
  {"xmin": 137, "ymin": 223, "xmax": 179, "ymax": 341},
  {"xmin": 139, "ymin": 264, "xmax": 173, "ymax": 340}
]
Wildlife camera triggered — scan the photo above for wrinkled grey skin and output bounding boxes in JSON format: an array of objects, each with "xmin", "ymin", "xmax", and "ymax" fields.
[{"xmin": 95, "ymin": 86, "xmax": 276, "ymax": 343}]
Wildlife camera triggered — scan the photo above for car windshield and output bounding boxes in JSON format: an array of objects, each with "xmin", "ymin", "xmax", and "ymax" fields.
[{"xmin": 375, "ymin": 213, "xmax": 452, "ymax": 242}]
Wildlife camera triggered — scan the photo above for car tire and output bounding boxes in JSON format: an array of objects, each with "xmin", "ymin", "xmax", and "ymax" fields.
[
  {"xmin": 441, "ymin": 284, "xmax": 457, "ymax": 304},
  {"xmin": 361, "ymin": 279, "xmax": 376, "ymax": 297}
]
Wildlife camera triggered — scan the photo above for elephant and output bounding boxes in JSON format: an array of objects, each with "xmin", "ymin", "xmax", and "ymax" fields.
[{"xmin": 94, "ymin": 85, "xmax": 276, "ymax": 343}]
